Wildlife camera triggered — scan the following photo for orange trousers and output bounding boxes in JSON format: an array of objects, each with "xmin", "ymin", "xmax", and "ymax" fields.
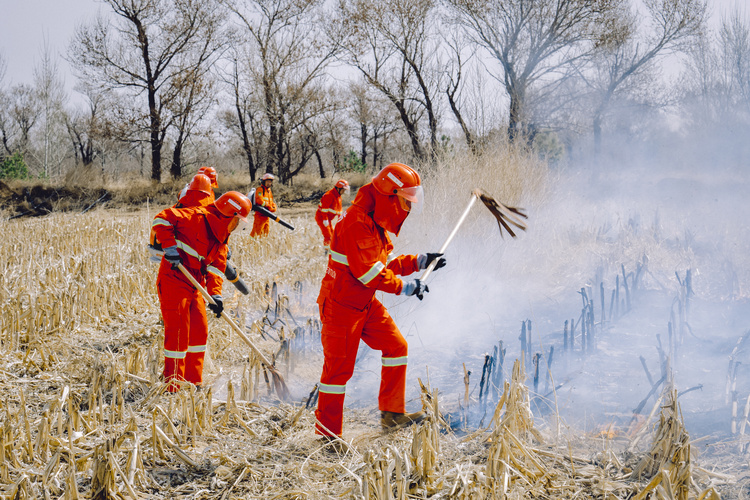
[
  {"xmin": 250, "ymin": 213, "xmax": 270, "ymax": 237},
  {"xmin": 315, "ymin": 298, "xmax": 408, "ymax": 437},
  {"xmin": 157, "ymin": 271, "xmax": 209, "ymax": 391},
  {"xmin": 315, "ymin": 218, "xmax": 333, "ymax": 246}
]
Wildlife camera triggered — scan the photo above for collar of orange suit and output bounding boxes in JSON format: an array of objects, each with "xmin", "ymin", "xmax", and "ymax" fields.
[{"xmin": 204, "ymin": 205, "xmax": 233, "ymax": 244}]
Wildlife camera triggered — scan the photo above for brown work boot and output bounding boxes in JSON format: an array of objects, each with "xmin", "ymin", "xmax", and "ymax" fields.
[
  {"xmin": 381, "ymin": 410, "xmax": 425, "ymax": 431},
  {"xmin": 318, "ymin": 435, "xmax": 350, "ymax": 455}
]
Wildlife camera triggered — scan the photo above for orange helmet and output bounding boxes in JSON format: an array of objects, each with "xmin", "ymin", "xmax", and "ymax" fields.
[
  {"xmin": 372, "ymin": 163, "xmax": 423, "ymax": 214},
  {"xmin": 187, "ymin": 173, "xmax": 212, "ymax": 195},
  {"xmin": 198, "ymin": 166, "xmax": 218, "ymax": 188},
  {"xmin": 335, "ymin": 179, "xmax": 349, "ymax": 189},
  {"xmin": 215, "ymin": 191, "xmax": 252, "ymax": 232}
]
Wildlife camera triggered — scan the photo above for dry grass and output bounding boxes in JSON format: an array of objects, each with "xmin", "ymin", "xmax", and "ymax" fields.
[
  {"xmin": 0, "ymin": 203, "xmax": 744, "ymax": 498},
  {"xmin": 0, "ymin": 147, "xmax": 747, "ymax": 497}
]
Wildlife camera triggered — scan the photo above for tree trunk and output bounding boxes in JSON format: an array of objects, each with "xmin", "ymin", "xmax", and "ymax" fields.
[
  {"xmin": 394, "ymin": 99, "xmax": 424, "ymax": 160},
  {"xmin": 360, "ymin": 122, "xmax": 368, "ymax": 167},
  {"xmin": 593, "ymin": 113, "xmax": 602, "ymax": 158},
  {"xmin": 148, "ymin": 87, "xmax": 162, "ymax": 182},
  {"xmin": 170, "ymin": 136, "xmax": 183, "ymax": 179},
  {"xmin": 447, "ymin": 89, "xmax": 477, "ymax": 155},
  {"xmin": 508, "ymin": 88, "xmax": 524, "ymax": 144},
  {"xmin": 316, "ymin": 149, "xmax": 325, "ymax": 178}
]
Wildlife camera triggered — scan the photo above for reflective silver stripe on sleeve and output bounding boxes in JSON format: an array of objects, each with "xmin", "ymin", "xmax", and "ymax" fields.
[
  {"xmin": 164, "ymin": 349, "xmax": 186, "ymax": 359},
  {"xmin": 358, "ymin": 261, "xmax": 385, "ymax": 285},
  {"xmin": 176, "ymin": 240, "xmax": 204, "ymax": 261},
  {"xmin": 320, "ymin": 208, "xmax": 339, "ymax": 214},
  {"xmin": 323, "ymin": 220, "xmax": 329, "ymax": 227},
  {"xmin": 207, "ymin": 265, "xmax": 222, "ymax": 277},
  {"xmin": 382, "ymin": 356, "xmax": 408, "ymax": 367},
  {"xmin": 187, "ymin": 345, "xmax": 206, "ymax": 353},
  {"xmin": 152, "ymin": 218, "xmax": 171, "ymax": 227},
  {"xmin": 329, "ymin": 250, "xmax": 348, "ymax": 266},
  {"xmin": 386, "ymin": 252, "xmax": 395, "ymax": 264},
  {"xmin": 318, "ymin": 383, "xmax": 346, "ymax": 395}
]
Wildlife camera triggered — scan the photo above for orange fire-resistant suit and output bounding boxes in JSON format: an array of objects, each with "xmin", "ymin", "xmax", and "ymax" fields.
[
  {"xmin": 176, "ymin": 188, "xmax": 214, "ymax": 208},
  {"xmin": 315, "ymin": 187, "xmax": 343, "ymax": 246},
  {"xmin": 250, "ymin": 184, "xmax": 277, "ymax": 237},
  {"xmin": 315, "ymin": 183, "xmax": 420, "ymax": 437},
  {"xmin": 151, "ymin": 205, "xmax": 231, "ymax": 390}
]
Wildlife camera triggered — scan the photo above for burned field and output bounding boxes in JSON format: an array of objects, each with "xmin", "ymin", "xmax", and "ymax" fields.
[{"xmin": 1, "ymin": 167, "xmax": 750, "ymax": 499}]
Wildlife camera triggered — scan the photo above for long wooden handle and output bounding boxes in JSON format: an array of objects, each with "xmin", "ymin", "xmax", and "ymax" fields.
[
  {"xmin": 176, "ymin": 263, "xmax": 276, "ymax": 370},
  {"xmin": 420, "ymin": 193, "xmax": 478, "ymax": 282}
]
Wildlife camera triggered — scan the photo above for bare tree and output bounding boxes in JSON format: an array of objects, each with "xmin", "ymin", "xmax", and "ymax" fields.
[
  {"xmin": 585, "ymin": 0, "xmax": 705, "ymax": 155},
  {"xmin": 349, "ymin": 80, "xmax": 399, "ymax": 169},
  {"xmin": 225, "ymin": 0, "xmax": 339, "ymax": 183},
  {"xmin": 70, "ymin": 0, "xmax": 223, "ymax": 182},
  {"xmin": 720, "ymin": 8, "xmax": 750, "ymax": 113},
  {"xmin": 444, "ymin": 32, "xmax": 479, "ymax": 154},
  {"xmin": 335, "ymin": 0, "xmax": 443, "ymax": 162},
  {"xmin": 446, "ymin": 0, "xmax": 619, "ymax": 143},
  {"xmin": 221, "ymin": 50, "xmax": 263, "ymax": 181},
  {"xmin": 34, "ymin": 39, "xmax": 69, "ymax": 177},
  {"xmin": 7, "ymin": 84, "xmax": 40, "ymax": 155}
]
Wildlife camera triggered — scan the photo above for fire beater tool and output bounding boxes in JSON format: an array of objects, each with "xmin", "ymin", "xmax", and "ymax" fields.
[
  {"xmin": 420, "ymin": 189, "xmax": 528, "ymax": 281},
  {"xmin": 148, "ymin": 246, "xmax": 249, "ymax": 295},
  {"xmin": 248, "ymin": 188, "xmax": 295, "ymax": 230},
  {"xmin": 176, "ymin": 262, "xmax": 291, "ymax": 400}
]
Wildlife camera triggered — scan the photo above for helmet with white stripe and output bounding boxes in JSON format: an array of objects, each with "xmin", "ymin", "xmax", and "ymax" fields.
[
  {"xmin": 372, "ymin": 163, "xmax": 423, "ymax": 214},
  {"xmin": 214, "ymin": 191, "xmax": 252, "ymax": 231}
]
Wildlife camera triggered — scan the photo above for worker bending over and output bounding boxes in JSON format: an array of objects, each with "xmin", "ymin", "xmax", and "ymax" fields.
[{"xmin": 151, "ymin": 191, "xmax": 252, "ymax": 392}]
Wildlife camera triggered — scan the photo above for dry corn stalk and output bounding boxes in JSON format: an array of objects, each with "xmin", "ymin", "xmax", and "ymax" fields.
[{"xmin": 632, "ymin": 388, "xmax": 691, "ymax": 500}]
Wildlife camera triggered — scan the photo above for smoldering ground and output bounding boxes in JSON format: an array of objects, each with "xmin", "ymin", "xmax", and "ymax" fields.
[{"xmin": 338, "ymin": 149, "xmax": 750, "ymax": 439}]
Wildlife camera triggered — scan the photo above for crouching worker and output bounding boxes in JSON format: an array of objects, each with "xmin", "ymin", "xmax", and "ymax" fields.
[
  {"xmin": 315, "ymin": 163, "xmax": 447, "ymax": 444},
  {"xmin": 151, "ymin": 191, "xmax": 252, "ymax": 392}
]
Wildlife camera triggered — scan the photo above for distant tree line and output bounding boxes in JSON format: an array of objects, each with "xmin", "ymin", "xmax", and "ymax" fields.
[{"xmin": 0, "ymin": 0, "xmax": 747, "ymax": 183}]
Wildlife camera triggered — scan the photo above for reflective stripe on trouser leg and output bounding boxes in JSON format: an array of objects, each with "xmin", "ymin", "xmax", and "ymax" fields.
[
  {"xmin": 359, "ymin": 299, "xmax": 408, "ymax": 414},
  {"xmin": 315, "ymin": 301, "xmax": 363, "ymax": 437},
  {"xmin": 381, "ymin": 356, "xmax": 408, "ymax": 406},
  {"xmin": 184, "ymin": 292, "xmax": 208, "ymax": 386},
  {"xmin": 158, "ymin": 278, "xmax": 193, "ymax": 392}
]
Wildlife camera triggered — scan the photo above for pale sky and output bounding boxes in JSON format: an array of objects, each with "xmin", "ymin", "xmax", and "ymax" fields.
[
  {"xmin": 0, "ymin": 0, "xmax": 103, "ymax": 98},
  {"xmin": 0, "ymin": 0, "xmax": 744, "ymax": 105}
]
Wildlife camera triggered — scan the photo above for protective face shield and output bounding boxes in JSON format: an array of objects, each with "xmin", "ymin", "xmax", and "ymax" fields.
[
  {"xmin": 215, "ymin": 191, "xmax": 252, "ymax": 233},
  {"xmin": 397, "ymin": 185, "xmax": 424, "ymax": 214},
  {"xmin": 228, "ymin": 216, "xmax": 250, "ymax": 233},
  {"xmin": 335, "ymin": 179, "xmax": 350, "ymax": 195}
]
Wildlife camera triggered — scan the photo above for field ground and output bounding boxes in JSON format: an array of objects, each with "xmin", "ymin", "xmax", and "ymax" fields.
[{"xmin": 1, "ymin": 183, "xmax": 750, "ymax": 498}]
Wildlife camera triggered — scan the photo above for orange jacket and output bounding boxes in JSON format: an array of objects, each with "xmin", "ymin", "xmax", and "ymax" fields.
[
  {"xmin": 318, "ymin": 183, "xmax": 419, "ymax": 311},
  {"xmin": 151, "ymin": 205, "xmax": 231, "ymax": 296},
  {"xmin": 253, "ymin": 185, "xmax": 276, "ymax": 214},
  {"xmin": 175, "ymin": 189, "xmax": 215, "ymax": 208},
  {"xmin": 315, "ymin": 188, "xmax": 342, "ymax": 228}
]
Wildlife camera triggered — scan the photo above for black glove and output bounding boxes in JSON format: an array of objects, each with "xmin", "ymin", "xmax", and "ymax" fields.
[
  {"xmin": 163, "ymin": 246, "xmax": 182, "ymax": 269},
  {"xmin": 208, "ymin": 295, "xmax": 224, "ymax": 317},
  {"xmin": 401, "ymin": 279, "xmax": 429, "ymax": 300},
  {"xmin": 418, "ymin": 252, "xmax": 446, "ymax": 271}
]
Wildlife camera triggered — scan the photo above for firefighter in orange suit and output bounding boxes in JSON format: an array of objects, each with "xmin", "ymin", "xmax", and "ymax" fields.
[
  {"xmin": 176, "ymin": 173, "xmax": 214, "ymax": 208},
  {"xmin": 314, "ymin": 163, "xmax": 447, "ymax": 440},
  {"xmin": 250, "ymin": 173, "xmax": 277, "ymax": 237},
  {"xmin": 151, "ymin": 191, "xmax": 252, "ymax": 392},
  {"xmin": 315, "ymin": 179, "xmax": 350, "ymax": 247},
  {"xmin": 177, "ymin": 166, "xmax": 218, "ymax": 205}
]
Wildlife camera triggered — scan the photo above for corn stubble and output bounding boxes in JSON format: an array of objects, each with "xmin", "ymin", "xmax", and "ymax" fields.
[{"xmin": 0, "ymin": 184, "xmax": 739, "ymax": 497}]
